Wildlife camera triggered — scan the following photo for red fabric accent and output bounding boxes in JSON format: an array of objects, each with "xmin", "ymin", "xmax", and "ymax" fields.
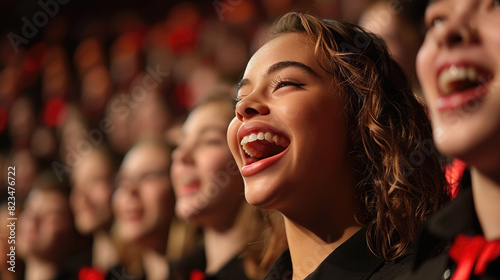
[
  {"xmin": 0, "ymin": 107, "xmax": 7, "ymax": 132},
  {"xmin": 190, "ymin": 269, "xmax": 206, "ymax": 280},
  {"xmin": 167, "ymin": 26, "xmax": 198, "ymax": 55},
  {"xmin": 43, "ymin": 97, "xmax": 67, "ymax": 127},
  {"xmin": 449, "ymin": 234, "xmax": 500, "ymax": 280},
  {"xmin": 445, "ymin": 159, "xmax": 467, "ymax": 198},
  {"xmin": 78, "ymin": 266, "xmax": 105, "ymax": 280}
]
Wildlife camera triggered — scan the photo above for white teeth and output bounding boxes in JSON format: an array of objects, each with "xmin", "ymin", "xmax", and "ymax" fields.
[
  {"xmin": 240, "ymin": 131, "xmax": 289, "ymax": 158},
  {"xmin": 438, "ymin": 66, "xmax": 479, "ymax": 94},
  {"xmin": 265, "ymin": 132, "xmax": 272, "ymax": 141},
  {"xmin": 249, "ymin": 133, "xmax": 257, "ymax": 142}
]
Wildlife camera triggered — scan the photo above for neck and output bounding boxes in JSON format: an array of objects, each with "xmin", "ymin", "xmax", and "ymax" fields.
[
  {"xmin": 470, "ymin": 167, "xmax": 500, "ymax": 240},
  {"xmin": 142, "ymin": 248, "xmax": 169, "ymax": 280},
  {"xmin": 203, "ymin": 205, "xmax": 247, "ymax": 275},
  {"xmin": 284, "ymin": 216, "xmax": 361, "ymax": 279},
  {"xmin": 24, "ymin": 257, "xmax": 59, "ymax": 280},
  {"xmin": 139, "ymin": 228, "xmax": 169, "ymax": 255},
  {"xmin": 92, "ymin": 230, "xmax": 119, "ymax": 271}
]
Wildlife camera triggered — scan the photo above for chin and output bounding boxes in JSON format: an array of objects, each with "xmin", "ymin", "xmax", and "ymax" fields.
[
  {"xmin": 175, "ymin": 202, "xmax": 200, "ymax": 221},
  {"xmin": 243, "ymin": 180, "xmax": 284, "ymax": 211}
]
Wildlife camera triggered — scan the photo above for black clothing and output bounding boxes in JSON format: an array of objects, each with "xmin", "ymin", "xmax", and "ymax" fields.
[
  {"xmin": 170, "ymin": 246, "xmax": 206, "ymax": 280},
  {"xmin": 105, "ymin": 264, "xmax": 147, "ymax": 280},
  {"xmin": 170, "ymin": 246, "xmax": 250, "ymax": 280},
  {"xmin": 400, "ymin": 187, "xmax": 500, "ymax": 280},
  {"xmin": 263, "ymin": 228, "xmax": 414, "ymax": 280}
]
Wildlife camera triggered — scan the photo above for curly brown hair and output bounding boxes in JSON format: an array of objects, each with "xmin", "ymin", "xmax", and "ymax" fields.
[{"xmin": 269, "ymin": 12, "xmax": 449, "ymax": 261}]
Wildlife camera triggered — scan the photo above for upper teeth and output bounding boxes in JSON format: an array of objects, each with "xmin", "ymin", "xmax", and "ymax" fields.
[
  {"xmin": 438, "ymin": 66, "xmax": 480, "ymax": 94},
  {"xmin": 240, "ymin": 132, "xmax": 289, "ymax": 158},
  {"xmin": 240, "ymin": 132, "xmax": 287, "ymax": 146}
]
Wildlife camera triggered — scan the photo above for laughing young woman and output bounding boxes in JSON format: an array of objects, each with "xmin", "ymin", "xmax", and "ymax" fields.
[
  {"xmin": 400, "ymin": 0, "xmax": 500, "ymax": 279},
  {"xmin": 227, "ymin": 13, "xmax": 449, "ymax": 279}
]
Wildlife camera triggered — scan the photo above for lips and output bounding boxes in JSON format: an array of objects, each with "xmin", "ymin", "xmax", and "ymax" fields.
[
  {"xmin": 122, "ymin": 207, "xmax": 143, "ymax": 222},
  {"xmin": 436, "ymin": 64, "xmax": 493, "ymax": 111},
  {"xmin": 237, "ymin": 123, "xmax": 290, "ymax": 177},
  {"xmin": 177, "ymin": 181, "xmax": 201, "ymax": 196}
]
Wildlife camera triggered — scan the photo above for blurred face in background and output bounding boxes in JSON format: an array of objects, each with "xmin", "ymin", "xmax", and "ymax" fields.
[
  {"xmin": 113, "ymin": 142, "xmax": 174, "ymax": 244},
  {"xmin": 417, "ymin": 0, "xmax": 500, "ymax": 171},
  {"xmin": 18, "ymin": 189, "xmax": 76, "ymax": 261},
  {"xmin": 129, "ymin": 90, "xmax": 172, "ymax": 141},
  {"xmin": 171, "ymin": 100, "xmax": 244, "ymax": 226},
  {"xmin": 359, "ymin": 1, "xmax": 422, "ymax": 80},
  {"xmin": 70, "ymin": 151, "xmax": 115, "ymax": 235}
]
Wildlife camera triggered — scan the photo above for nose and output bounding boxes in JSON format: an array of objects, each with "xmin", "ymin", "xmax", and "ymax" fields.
[
  {"xmin": 172, "ymin": 144, "xmax": 194, "ymax": 166},
  {"xmin": 436, "ymin": 15, "xmax": 478, "ymax": 48},
  {"xmin": 235, "ymin": 94, "xmax": 270, "ymax": 122}
]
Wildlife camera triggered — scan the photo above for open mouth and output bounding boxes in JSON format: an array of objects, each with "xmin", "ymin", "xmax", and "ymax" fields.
[
  {"xmin": 123, "ymin": 208, "xmax": 143, "ymax": 222},
  {"xmin": 438, "ymin": 65, "xmax": 493, "ymax": 95},
  {"xmin": 240, "ymin": 132, "xmax": 290, "ymax": 164},
  {"xmin": 177, "ymin": 177, "xmax": 201, "ymax": 196}
]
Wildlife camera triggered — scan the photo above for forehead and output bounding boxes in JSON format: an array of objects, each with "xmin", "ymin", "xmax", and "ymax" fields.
[
  {"xmin": 184, "ymin": 102, "xmax": 232, "ymax": 131},
  {"xmin": 73, "ymin": 152, "xmax": 109, "ymax": 179},
  {"xmin": 26, "ymin": 190, "xmax": 69, "ymax": 212},
  {"xmin": 121, "ymin": 144, "xmax": 170, "ymax": 171},
  {"xmin": 244, "ymin": 32, "xmax": 323, "ymax": 77}
]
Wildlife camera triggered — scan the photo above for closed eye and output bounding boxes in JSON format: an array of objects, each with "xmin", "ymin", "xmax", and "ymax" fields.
[
  {"xmin": 425, "ymin": 15, "xmax": 445, "ymax": 30},
  {"xmin": 270, "ymin": 76, "xmax": 305, "ymax": 91}
]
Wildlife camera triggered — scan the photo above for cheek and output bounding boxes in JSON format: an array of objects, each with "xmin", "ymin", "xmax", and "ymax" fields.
[
  {"xmin": 198, "ymin": 152, "xmax": 233, "ymax": 178},
  {"xmin": 69, "ymin": 192, "xmax": 82, "ymax": 211},
  {"xmin": 416, "ymin": 42, "xmax": 435, "ymax": 90},
  {"xmin": 171, "ymin": 164, "xmax": 184, "ymax": 194},
  {"xmin": 111, "ymin": 190, "xmax": 126, "ymax": 217},
  {"xmin": 227, "ymin": 118, "xmax": 241, "ymax": 162},
  {"xmin": 91, "ymin": 184, "xmax": 113, "ymax": 208},
  {"xmin": 45, "ymin": 217, "xmax": 73, "ymax": 238},
  {"xmin": 142, "ymin": 185, "xmax": 173, "ymax": 214}
]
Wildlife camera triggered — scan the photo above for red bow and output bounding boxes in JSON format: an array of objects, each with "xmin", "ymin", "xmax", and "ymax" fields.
[
  {"xmin": 190, "ymin": 269, "xmax": 206, "ymax": 280},
  {"xmin": 449, "ymin": 234, "xmax": 500, "ymax": 280},
  {"xmin": 78, "ymin": 266, "xmax": 105, "ymax": 280}
]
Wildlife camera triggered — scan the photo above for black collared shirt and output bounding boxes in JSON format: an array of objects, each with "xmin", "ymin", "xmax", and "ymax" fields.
[
  {"xmin": 263, "ymin": 228, "xmax": 414, "ymax": 280},
  {"xmin": 170, "ymin": 246, "xmax": 250, "ymax": 280},
  {"xmin": 400, "ymin": 187, "xmax": 500, "ymax": 280}
]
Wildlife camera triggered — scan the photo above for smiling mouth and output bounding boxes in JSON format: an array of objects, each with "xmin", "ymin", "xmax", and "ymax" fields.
[
  {"xmin": 123, "ymin": 209, "xmax": 143, "ymax": 221},
  {"xmin": 240, "ymin": 132, "xmax": 290, "ymax": 164},
  {"xmin": 438, "ymin": 65, "xmax": 493, "ymax": 95}
]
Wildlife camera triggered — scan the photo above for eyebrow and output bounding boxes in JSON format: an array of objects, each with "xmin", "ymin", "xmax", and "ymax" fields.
[{"xmin": 237, "ymin": 60, "xmax": 319, "ymax": 90}]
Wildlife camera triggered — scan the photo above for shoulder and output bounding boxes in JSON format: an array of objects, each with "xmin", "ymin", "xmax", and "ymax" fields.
[
  {"xmin": 207, "ymin": 256, "xmax": 250, "ymax": 280},
  {"xmin": 396, "ymin": 254, "xmax": 451, "ymax": 280},
  {"xmin": 369, "ymin": 252, "xmax": 414, "ymax": 279},
  {"xmin": 170, "ymin": 246, "xmax": 206, "ymax": 280},
  {"xmin": 105, "ymin": 264, "xmax": 146, "ymax": 280},
  {"xmin": 262, "ymin": 250, "xmax": 292, "ymax": 280}
]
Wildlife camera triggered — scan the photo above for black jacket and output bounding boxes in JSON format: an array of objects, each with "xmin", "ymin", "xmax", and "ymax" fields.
[
  {"xmin": 170, "ymin": 246, "xmax": 250, "ymax": 280},
  {"xmin": 263, "ymin": 228, "xmax": 414, "ymax": 280},
  {"xmin": 399, "ymin": 187, "xmax": 500, "ymax": 280}
]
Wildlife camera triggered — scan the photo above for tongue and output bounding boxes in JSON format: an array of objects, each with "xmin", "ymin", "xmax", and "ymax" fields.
[
  {"xmin": 244, "ymin": 140, "xmax": 287, "ymax": 159},
  {"xmin": 449, "ymin": 79, "xmax": 481, "ymax": 92}
]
